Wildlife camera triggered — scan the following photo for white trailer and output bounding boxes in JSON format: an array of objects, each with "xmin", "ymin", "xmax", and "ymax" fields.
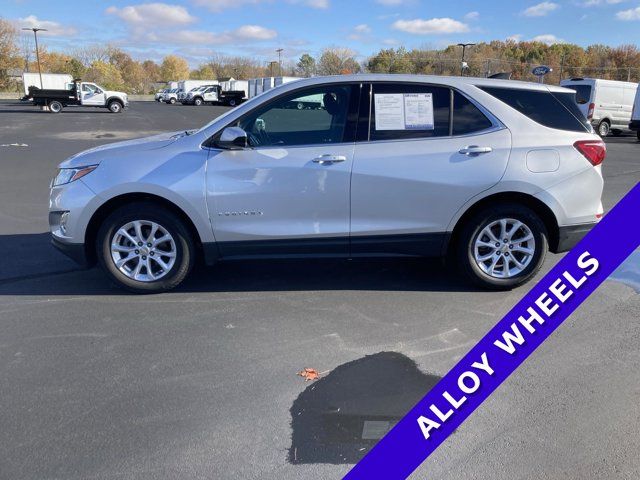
[
  {"xmin": 274, "ymin": 76, "xmax": 301, "ymax": 87},
  {"xmin": 229, "ymin": 80, "xmax": 249, "ymax": 98},
  {"xmin": 22, "ymin": 73, "xmax": 72, "ymax": 96},
  {"xmin": 262, "ymin": 77, "xmax": 275, "ymax": 92}
]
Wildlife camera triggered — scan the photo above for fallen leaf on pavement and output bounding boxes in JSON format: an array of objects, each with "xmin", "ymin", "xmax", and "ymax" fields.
[{"xmin": 297, "ymin": 368, "xmax": 320, "ymax": 381}]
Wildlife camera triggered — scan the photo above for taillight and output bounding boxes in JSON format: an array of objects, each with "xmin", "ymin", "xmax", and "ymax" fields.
[
  {"xmin": 574, "ymin": 140, "xmax": 606, "ymax": 166},
  {"xmin": 587, "ymin": 102, "xmax": 595, "ymax": 119}
]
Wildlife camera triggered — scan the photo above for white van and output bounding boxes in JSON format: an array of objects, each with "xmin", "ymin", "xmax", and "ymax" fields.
[
  {"xmin": 560, "ymin": 78, "xmax": 638, "ymax": 137},
  {"xmin": 630, "ymin": 86, "xmax": 640, "ymax": 141}
]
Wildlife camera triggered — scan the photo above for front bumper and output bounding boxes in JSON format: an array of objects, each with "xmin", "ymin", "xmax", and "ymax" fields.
[
  {"xmin": 629, "ymin": 120, "xmax": 640, "ymax": 132},
  {"xmin": 554, "ymin": 223, "xmax": 597, "ymax": 253}
]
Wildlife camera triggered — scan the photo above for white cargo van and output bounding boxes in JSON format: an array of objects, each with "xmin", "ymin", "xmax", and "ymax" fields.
[
  {"xmin": 561, "ymin": 78, "xmax": 639, "ymax": 137},
  {"xmin": 630, "ymin": 86, "xmax": 640, "ymax": 141}
]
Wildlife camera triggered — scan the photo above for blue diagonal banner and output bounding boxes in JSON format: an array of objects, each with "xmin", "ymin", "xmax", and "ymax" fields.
[{"xmin": 346, "ymin": 182, "xmax": 640, "ymax": 480}]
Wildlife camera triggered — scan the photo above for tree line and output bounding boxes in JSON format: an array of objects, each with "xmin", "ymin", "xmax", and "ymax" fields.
[{"xmin": 1, "ymin": 16, "xmax": 639, "ymax": 94}]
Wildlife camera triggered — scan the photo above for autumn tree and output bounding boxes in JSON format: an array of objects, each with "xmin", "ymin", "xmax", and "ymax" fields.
[
  {"xmin": 317, "ymin": 48, "xmax": 361, "ymax": 75},
  {"xmin": 160, "ymin": 54, "xmax": 190, "ymax": 81},
  {"xmin": 0, "ymin": 17, "xmax": 20, "ymax": 89}
]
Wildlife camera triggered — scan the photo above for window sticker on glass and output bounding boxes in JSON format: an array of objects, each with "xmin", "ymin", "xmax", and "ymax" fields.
[
  {"xmin": 374, "ymin": 93, "xmax": 434, "ymax": 131},
  {"xmin": 374, "ymin": 94, "xmax": 405, "ymax": 130},
  {"xmin": 404, "ymin": 93, "xmax": 434, "ymax": 130}
]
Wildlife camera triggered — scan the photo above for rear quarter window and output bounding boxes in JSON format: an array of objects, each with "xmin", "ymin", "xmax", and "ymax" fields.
[{"xmin": 479, "ymin": 86, "xmax": 590, "ymax": 133}]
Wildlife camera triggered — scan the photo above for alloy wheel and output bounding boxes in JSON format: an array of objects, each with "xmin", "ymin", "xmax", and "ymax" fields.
[
  {"xmin": 472, "ymin": 218, "xmax": 535, "ymax": 279},
  {"xmin": 110, "ymin": 220, "xmax": 177, "ymax": 282}
]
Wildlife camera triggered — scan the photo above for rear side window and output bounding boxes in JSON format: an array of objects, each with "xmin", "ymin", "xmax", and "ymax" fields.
[
  {"xmin": 480, "ymin": 87, "xmax": 589, "ymax": 133},
  {"xmin": 452, "ymin": 91, "xmax": 493, "ymax": 135},
  {"xmin": 369, "ymin": 84, "xmax": 450, "ymax": 141},
  {"xmin": 566, "ymin": 84, "xmax": 592, "ymax": 105},
  {"xmin": 550, "ymin": 92, "xmax": 592, "ymax": 132}
]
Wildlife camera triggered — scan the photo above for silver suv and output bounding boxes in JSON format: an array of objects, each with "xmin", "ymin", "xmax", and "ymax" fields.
[{"xmin": 49, "ymin": 75, "xmax": 605, "ymax": 293}]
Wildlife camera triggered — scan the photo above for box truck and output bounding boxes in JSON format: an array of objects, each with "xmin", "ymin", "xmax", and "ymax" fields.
[{"xmin": 22, "ymin": 73, "xmax": 73, "ymax": 97}]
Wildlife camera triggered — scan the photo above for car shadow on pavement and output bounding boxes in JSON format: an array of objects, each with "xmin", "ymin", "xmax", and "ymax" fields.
[
  {"xmin": 0, "ymin": 233, "xmax": 480, "ymax": 295},
  {"xmin": 288, "ymin": 351, "xmax": 442, "ymax": 465}
]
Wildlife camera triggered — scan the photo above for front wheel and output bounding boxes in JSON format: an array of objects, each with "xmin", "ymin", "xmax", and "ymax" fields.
[
  {"xmin": 194, "ymin": 97, "xmax": 203, "ymax": 106},
  {"xmin": 456, "ymin": 204, "xmax": 548, "ymax": 290},
  {"xmin": 96, "ymin": 202, "xmax": 195, "ymax": 293},
  {"xmin": 169, "ymin": 98, "xmax": 176, "ymax": 104},
  {"xmin": 108, "ymin": 100, "xmax": 123, "ymax": 113}
]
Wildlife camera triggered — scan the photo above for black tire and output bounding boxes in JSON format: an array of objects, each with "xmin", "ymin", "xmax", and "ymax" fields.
[
  {"xmin": 108, "ymin": 100, "xmax": 123, "ymax": 113},
  {"xmin": 637, "ymin": 131, "xmax": 640, "ymax": 142},
  {"xmin": 597, "ymin": 120, "xmax": 610, "ymax": 137},
  {"xmin": 194, "ymin": 97, "xmax": 203, "ymax": 106},
  {"xmin": 455, "ymin": 204, "xmax": 548, "ymax": 290},
  {"xmin": 96, "ymin": 202, "xmax": 195, "ymax": 293},
  {"xmin": 169, "ymin": 98, "xmax": 176, "ymax": 104},
  {"xmin": 228, "ymin": 98, "xmax": 237, "ymax": 107},
  {"xmin": 49, "ymin": 100, "xmax": 63, "ymax": 113},
  {"xmin": 296, "ymin": 102, "xmax": 304, "ymax": 110}
]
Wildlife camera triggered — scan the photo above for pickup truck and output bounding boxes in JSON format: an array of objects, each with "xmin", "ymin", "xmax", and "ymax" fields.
[
  {"xmin": 183, "ymin": 85, "xmax": 246, "ymax": 106},
  {"xmin": 29, "ymin": 80, "xmax": 128, "ymax": 113}
]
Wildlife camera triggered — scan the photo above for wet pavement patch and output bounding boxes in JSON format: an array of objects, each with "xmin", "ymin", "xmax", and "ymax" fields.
[
  {"xmin": 609, "ymin": 249, "xmax": 640, "ymax": 293},
  {"xmin": 288, "ymin": 351, "xmax": 441, "ymax": 464}
]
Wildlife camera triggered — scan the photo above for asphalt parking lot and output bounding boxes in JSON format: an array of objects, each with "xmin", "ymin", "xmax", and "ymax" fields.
[{"xmin": 1, "ymin": 100, "xmax": 639, "ymax": 480}]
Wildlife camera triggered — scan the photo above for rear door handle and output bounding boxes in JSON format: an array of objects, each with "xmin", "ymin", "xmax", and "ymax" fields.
[
  {"xmin": 458, "ymin": 145, "xmax": 493, "ymax": 155},
  {"xmin": 312, "ymin": 154, "xmax": 347, "ymax": 165}
]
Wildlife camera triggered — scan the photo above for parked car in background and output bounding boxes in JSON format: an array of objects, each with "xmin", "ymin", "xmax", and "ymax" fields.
[
  {"xmin": 155, "ymin": 89, "xmax": 169, "ymax": 102},
  {"xmin": 179, "ymin": 85, "xmax": 215, "ymax": 105},
  {"xmin": 561, "ymin": 78, "xmax": 639, "ymax": 137},
  {"xmin": 22, "ymin": 73, "xmax": 72, "ymax": 99},
  {"xmin": 49, "ymin": 75, "xmax": 604, "ymax": 293},
  {"xmin": 183, "ymin": 85, "xmax": 247, "ymax": 106},
  {"xmin": 177, "ymin": 80, "xmax": 218, "ymax": 102},
  {"xmin": 630, "ymin": 86, "xmax": 640, "ymax": 141},
  {"xmin": 30, "ymin": 79, "xmax": 128, "ymax": 113},
  {"xmin": 163, "ymin": 88, "xmax": 179, "ymax": 104}
]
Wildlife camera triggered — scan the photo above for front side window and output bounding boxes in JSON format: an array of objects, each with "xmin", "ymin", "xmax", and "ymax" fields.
[
  {"xmin": 82, "ymin": 84, "xmax": 95, "ymax": 94},
  {"xmin": 235, "ymin": 85, "xmax": 356, "ymax": 148},
  {"xmin": 369, "ymin": 84, "xmax": 451, "ymax": 141}
]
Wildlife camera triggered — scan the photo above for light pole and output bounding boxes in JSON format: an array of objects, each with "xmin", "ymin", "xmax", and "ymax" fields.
[
  {"xmin": 457, "ymin": 43, "xmax": 475, "ymax": 76},
  {"xmin": 276, "ymin": 48, "xmax": 283, "ymax": 76},
  {"xmin": 22, "ymin": 27, "xmax": 47, "ymax": 88}
]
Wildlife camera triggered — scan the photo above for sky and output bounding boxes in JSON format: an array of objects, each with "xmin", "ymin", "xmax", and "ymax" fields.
[{"xmin": 5, "ymin": 0, "xmax": 640, "ymax": 67}]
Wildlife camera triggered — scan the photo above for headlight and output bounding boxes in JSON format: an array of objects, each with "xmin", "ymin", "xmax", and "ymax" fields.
[{"xmin": 52, "ymin": 165, "xmax": 98, "ymax": 187}]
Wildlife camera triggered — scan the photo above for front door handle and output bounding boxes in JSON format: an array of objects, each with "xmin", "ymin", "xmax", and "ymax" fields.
[
  {"xmin": 459, "ymin": 145, "xmax": 493, "ymax": 155},
  {"xmin": 312, "ymin": 154, "xmax": 347, "ymax": 165}
]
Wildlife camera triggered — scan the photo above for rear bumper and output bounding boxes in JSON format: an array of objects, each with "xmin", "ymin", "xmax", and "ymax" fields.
[
  {"xmin": 629, "ymin": 120, "xmax": 640, "ymax": 132},
  {"xmin": 553, "ymin": 223, "xmax": 597, "ymax": 253},
  {"xmin": 52, "ymin": 236, "xmax": 89, "ymax": 267}
]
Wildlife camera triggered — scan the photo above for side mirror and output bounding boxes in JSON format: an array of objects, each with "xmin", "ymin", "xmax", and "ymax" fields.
[{"xmin": 216, "ymin": 126, "xmax": 248, "ymax": 150}]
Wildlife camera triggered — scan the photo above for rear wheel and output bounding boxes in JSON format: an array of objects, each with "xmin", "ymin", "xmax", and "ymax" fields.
[
  {"xmin": 228, "ymin": 98, "xmax": 237, "ymax": 107},
  {"xmin": 49, "ymin": 100, "xmax": 63, "ymax": 113},
  {"xmin": 597, "ymin": 120, "xmax": 610, "ymax": 137},
  {"xmin": 169, "ymin": 98, "xmax": 176, "ymax": 104},
  {"xmin": 637, "ymin": 131, "xmax": 640, "ymax": 141},
  {"xmin": 456, "ymin": 204, "xmax": 548, "ymax": 290},
  {"xmin": 96, "ymin": 202, "xmax": 195, "ymax": 293}
]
